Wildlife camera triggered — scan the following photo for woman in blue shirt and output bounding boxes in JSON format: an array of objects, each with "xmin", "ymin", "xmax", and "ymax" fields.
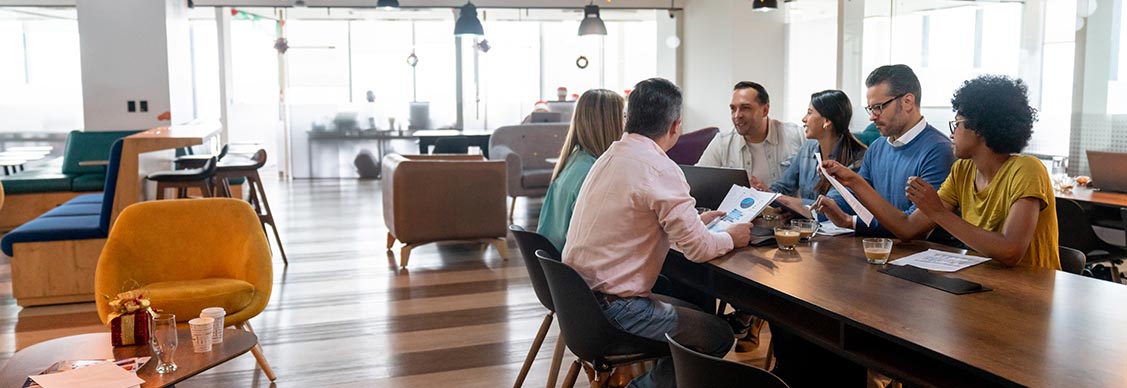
[
  {"xmin": 537, "ymin": 89, "xmax": 625, "ymax": 251},
  {"xmin": 754, "ymin": 89, "xmax": 866, "ymax": 211}
]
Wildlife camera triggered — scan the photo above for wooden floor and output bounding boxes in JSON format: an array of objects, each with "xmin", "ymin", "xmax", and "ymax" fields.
[{"xmin": 0, "ymin": 178, "xmax": 770, "ymax": 387}]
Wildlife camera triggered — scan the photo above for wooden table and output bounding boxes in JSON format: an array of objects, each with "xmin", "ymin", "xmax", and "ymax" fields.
[
  {"xmin": 663, "ymin": 235, "xmax": 1127, "ymax": 387},
  {"xmin": 113, "ymin": 123, "xmax": 221, "ymax": 222},
  {"xmin": 0, "ymin": 329, "xmax": 257, "ymax": 388},
  {"xmin": 1056, "ymin": 187, "xmax": 1127, "ymax": 207}
]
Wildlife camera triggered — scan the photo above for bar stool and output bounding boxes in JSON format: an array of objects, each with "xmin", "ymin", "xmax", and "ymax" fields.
[
  {"xmin": 213, "ymin": 149, "xmax": 288, "ymax": 265},
  {"xmin": 175, "ymin": 144, "xmax": 228, "ymax": 170},
  {"xmin": 147, "ymin": 157, "xmax": 217, "ymax": 199}
]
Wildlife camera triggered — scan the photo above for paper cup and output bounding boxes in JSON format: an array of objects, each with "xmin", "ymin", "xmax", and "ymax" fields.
[
  {"xmin": 189, "ymin": 317, "xmax": 214, "ymax": 353},
  {"xmin": 200, "ymin": 307, "xmax": 226, "ymax": 344}
]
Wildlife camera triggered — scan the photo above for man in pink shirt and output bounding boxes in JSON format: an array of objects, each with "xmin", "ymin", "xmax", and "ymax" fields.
[{"xmin": 563, "ymin": 78, "xmax": 753, "ymax": 388}]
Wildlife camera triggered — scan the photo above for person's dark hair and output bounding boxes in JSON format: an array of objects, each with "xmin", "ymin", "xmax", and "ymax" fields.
[
  {"xmin": 950, "ymin": 75, "xmax": 1037, "ymax": 154},
  {"xmin": 865, "ymin": 64, "xmax": 922, "ymax": 107},
  {"xmin": 625, "ymin": 78, "xmax": 682, "ymax": 139},
  {"xmin": 733, "ymin": 81, "xmax": 769, "ymax": 105},
  {"xmin": 809, "ymin": 90, "xmax": 867, "ymax": 194}
]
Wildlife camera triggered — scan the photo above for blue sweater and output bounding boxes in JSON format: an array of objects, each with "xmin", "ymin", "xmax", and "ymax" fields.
[{"xmin": 828, "ymin": 124, "xmax": 955, "ymax": 237}]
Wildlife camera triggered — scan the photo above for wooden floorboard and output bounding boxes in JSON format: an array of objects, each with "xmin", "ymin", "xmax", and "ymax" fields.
[{"xmin": 0, "ymin": 177, "xmax": 771, "ymax": 387}]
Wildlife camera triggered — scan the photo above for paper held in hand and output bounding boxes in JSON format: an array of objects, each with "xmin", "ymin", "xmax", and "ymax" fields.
[
  {"xmin": 889, "ymin": 249, "xmax": 991, "ymax": 272},
  {"xmin": 814, "ymin": 152, "xmax": 875, "ymax": 226},
  {"xmin": 706, "ymin": 184, "xmax": 780, "ymax": 233}
]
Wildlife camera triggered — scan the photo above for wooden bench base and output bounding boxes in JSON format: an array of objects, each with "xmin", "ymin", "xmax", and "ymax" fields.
[
  {"xmin": 0, "ymin": 192, "xmax": 87, "ymax": 232},
  {"xmin": 10, "ymin": 238, "xmax": 106, "ymax": 307}
]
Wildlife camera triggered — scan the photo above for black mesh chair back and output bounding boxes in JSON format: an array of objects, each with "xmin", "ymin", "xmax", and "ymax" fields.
[
  {"xmin": 433, "ymin": 136, "xmax": 469, "ymax": 154},
  {"xmin": 666, "ymin": 333, "xmax": 789, "ymax": 388},
  {"xmin": 1056, "ymin": 198, "xmax": 1123, "ymax": 259},
  {"xmin": 536, "ymin": 250, "xmax": 669, "ymax": 371},
  {"xmin": 509, "ymin": 225, "xmax": 559, "ymax": 312},
  {"xmin": 1059, "ymin": 246, "xmax": 1086, "ymax": 275}
]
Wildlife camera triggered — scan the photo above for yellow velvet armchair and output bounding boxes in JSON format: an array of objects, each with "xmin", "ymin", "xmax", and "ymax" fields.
[{"xmin": 94, "ymin": 198, "xmax": 276, "ymax": 380}]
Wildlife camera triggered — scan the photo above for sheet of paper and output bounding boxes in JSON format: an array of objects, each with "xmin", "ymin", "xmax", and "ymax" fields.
[
  {"xmin": 814, "ymin": 152, "xmax": 875, "ymax": 226},
  {"xmin": 707, "ymin": 184, "xmax": 779, "ymax": 233},
  {"xmin": 889, "ymin": 249, "xmax": 991, "ymax": 272},
  {"xmin": 29, "ymin": 361, "xmax": 144, "ymax": 388},
  {"xmin": 816, "ymin": 221, "xmax": 853, "ymax": 236}
]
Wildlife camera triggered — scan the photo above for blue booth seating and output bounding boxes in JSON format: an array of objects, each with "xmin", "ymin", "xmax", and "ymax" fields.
[{"xmin": 1, "ymin": 140, "xmax": 122, "ymax": 257}]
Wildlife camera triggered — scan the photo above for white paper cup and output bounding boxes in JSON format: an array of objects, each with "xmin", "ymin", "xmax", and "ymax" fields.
[
  {"xmin": 200, "ymin": 307, "xmax": 226, "ymax": 344},
  {"xmin": 189, "ymin": 317, "xmax": 214, "ymax": 353}
]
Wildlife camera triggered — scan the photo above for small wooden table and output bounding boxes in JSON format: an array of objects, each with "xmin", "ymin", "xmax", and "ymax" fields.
[
  {"xmin": 1056, "ymin": 186, "xmax": 1127, "ymax": 207},
  {"xmin": 0, "ymin": 329, "xmax": 257, "ymax": 388}
]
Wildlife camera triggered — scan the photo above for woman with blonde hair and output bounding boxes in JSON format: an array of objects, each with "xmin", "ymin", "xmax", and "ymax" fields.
[{"xmin": 537, "ymin": 89, "xmax": 625, "ymax": 251}]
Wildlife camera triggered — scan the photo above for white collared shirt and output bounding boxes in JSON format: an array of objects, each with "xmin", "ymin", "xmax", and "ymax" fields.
[
  {"xmin": 696, "ymin": 118, "xmax": 804, "ymax": 186},
  {"xmin": 888, "ymin": 117, "xmax": 928, "ymax": 147}
]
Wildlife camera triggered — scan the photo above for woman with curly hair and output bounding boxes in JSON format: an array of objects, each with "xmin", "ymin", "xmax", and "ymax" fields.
[{"xmin": 829, "ymin": 75, "xmax": 1060, "ymax": 269}]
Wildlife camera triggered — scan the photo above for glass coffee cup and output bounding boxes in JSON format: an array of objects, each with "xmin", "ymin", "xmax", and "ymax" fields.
[
  {"xmin": 862, "ymin": 238, "xmax": 894, "ymax": 264},
  {"xmin": 790, "ymin": 219, "xmax": 819, "ymax": 242},
  {"xmin": 774, "ymin": 226, "xmax": 801, "ymax": 251}
]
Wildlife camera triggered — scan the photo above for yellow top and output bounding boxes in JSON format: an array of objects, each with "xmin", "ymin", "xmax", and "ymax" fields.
[{"xmin": 937, "ymin": 155, "xmax": 1060, "ymax": 270}]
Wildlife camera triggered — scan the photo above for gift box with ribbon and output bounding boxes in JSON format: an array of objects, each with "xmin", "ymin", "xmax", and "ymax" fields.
[{"xmin": 106, "ymin": 290, "xmax": 154, "ymax": 347}]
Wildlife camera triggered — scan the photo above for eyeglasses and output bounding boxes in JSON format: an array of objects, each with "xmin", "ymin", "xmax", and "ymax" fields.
[
  {"xmin": 948, "ymin": 119, "xmax": 966, "ymax": 134},
  {"xmin": 864, "ymin": 93, "xmax": 906, "ymax": 116}
]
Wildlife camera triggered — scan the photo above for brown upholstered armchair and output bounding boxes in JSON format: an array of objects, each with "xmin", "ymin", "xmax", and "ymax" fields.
[{"xmin": 382, "ymin": 154, "xmax": 509, "ymax": 267}]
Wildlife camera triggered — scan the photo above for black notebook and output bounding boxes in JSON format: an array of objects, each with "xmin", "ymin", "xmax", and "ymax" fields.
[{"xmin": 878, "ymin": 265, "xmax": 992, "ymax": 295}]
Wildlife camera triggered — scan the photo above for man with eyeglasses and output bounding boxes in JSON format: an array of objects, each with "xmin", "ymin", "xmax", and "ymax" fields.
[
  {"xmin": 697, "ymin": 81, "xmax": 804, "ymax": 188},
  {"xmin": 814, "ymin": 64, "xmax": 956, "ymax": 238}
]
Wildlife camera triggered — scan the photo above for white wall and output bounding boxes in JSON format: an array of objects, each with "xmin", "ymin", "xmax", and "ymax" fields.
[
  {"xmin": 77, "ymin": 0, "xmax": 192, "ymax": 131},
  {"xmin": 681, "ymin": 0, "xmax": 786, "ymax": 132}
]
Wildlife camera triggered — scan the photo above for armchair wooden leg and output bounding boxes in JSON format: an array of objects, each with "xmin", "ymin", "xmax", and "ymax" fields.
[
  {"xmin": 514, "ymin": 312, "xmax": 554, "ymax": 388},
  {"xmin": 561, "ymin": 360, "xmax": 581, "ymax": 388},
  {"xmin": 239, "ymin": 321, "xmax": 277, "ymax": 381},
  {"xmin": 491, "ymin": 238, "xmax": 509, "ymax": 260},
  {"xmin": 546, "ymin": 331, "xmax": 566, "ymax": 388},
  {"xmin": 509, "ymin": 197, "xmax": 517, "ymax": 222},
  {"xmin": 386, "ymin": 233, "xmax": 396, "ymax": 250},
  {"xmin": 400, "ymin": 244, "xmax": 418, "ymax": 268}
]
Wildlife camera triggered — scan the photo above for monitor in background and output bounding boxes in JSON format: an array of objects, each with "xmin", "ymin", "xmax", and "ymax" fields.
[
  {"xmin": 530, "ymin": 111, "xmax": 563, "ymax": 123},
  {"xmin": 409, "ymin": 102, "xmax": 431, "ymax": 130},
  {"xmin": 679, "ymin": 165, "xmax": 750, "ymax": 210},
  {"xmin": 546, "ymin": 101, "xmax": 575, "ymax": 123},
  {"xmin": 1086, "ymin": 150, "xmax": 1127, "ymax": 193}
]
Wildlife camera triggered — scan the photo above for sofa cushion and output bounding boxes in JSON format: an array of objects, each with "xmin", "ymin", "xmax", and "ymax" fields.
[
  {"xmin": 40, "ymin": 203, "xmax": 102, "ymax": 218},
  {"xmin": 71, "ymin": 173, "xmax": 107, "ymax": 192},
  {"xmin": 139, "ymin": 278, "xmax": 255, "ymax": 321},
  {"xmin": 1, "ymin": 215, "xmax": 104, "ymax": 256},
  {"xmin": 521, "ymin": 168, "xmax": 553, "ymax": 189},
  {"xmin": 66, "ymin": 193, "xmax": 104, "ymax": 205},
  {"xmin": 61, "ymin": 130, "xmax": 141, "ymax": 175},
  {"xmin": 2, "ymin": 170, "xmax": 73, "ymax": 194}
]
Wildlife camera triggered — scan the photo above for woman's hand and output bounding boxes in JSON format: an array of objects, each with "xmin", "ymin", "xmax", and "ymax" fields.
[
  {"xmin": 748, "ymin": 175, "xmax": 769, "ymax": 191},
  {"xmin": 813, "ymin": 195, "xmax": 853, "ymax": 228},
  {"xmin": 905, "ymin": 176, "xmax": 945, "ymax": 216}
]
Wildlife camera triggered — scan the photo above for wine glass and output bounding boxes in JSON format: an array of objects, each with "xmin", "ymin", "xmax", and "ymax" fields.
[{"xmin": 151, "ymin": 313, "xmax": 178, "ymax": 374}]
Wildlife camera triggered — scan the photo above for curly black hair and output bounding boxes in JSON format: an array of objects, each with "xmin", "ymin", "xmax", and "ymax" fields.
[{"xmin": 950, "ymin": 75, "xmax": 1038, "ymax": 154}]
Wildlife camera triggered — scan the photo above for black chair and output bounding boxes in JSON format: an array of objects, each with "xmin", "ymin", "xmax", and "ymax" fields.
[
  {"xmin": 146, "ymin": 156, "xmax": 217, "ymax": 199},
  {"xmin": 509, "ymin": 225, "xmax": 565, "ymax": 388},
  {"xmin": 175, "ymin": 144, "xmax": 229, "ymax": 169},
  {"xmin": 1059, "ymin": 246, "xmax": 1086, "ymax": 275},
  {"xmin": 1055, "ymin": 198, "xmax": 1126, "ymax": 282},
  {"xmin": 536, "ymin": 250, "xmax": 670, "ymax": 388},
  {"xmin": 665, "ymin": 333, "xmax": 788, "ymax": 388},
  {"xmin": 433, "ymin": 136, "xmax": 469, "ymax": 154}
]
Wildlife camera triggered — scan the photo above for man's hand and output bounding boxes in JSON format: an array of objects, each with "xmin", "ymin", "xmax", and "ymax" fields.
[
  {"xmin": 821, "ymin": 160, "xmax": 862, "ymax": 187},
  {"xmin": 813, "ymin": 195, "xmax": 853, "ymax": 228},
  {"xmin": 748, "ymin": 175, "xmax": 768, "ymax": 191},
  {"xmin": 726, "ymin": 222, "xmax": 753, "ymax": 247},
  {"xmin": 905, "ymin": 176, "xmax": 945, "ymax": 216},
  {"xmin": 700, "ymin": 210, "xmax": 727, "ymax": 225}
]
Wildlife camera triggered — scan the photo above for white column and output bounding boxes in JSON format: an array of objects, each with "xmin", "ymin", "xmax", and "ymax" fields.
[{"xmin": 215, "ymin": 7, "xmax": 234, "ymax": 144}]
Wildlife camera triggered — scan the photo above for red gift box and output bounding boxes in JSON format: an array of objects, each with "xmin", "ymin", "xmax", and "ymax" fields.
[{"xmin": 110, "ymin": 309, "xmax": 154, "ymax": 347}]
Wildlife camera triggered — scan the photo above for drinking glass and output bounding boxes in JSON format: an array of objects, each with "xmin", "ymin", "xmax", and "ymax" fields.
[
  {"xmin": 151, "ymin": 313, "xmax": 178, "ymax": 374},
  {"xmin": 774, "ymin": 226, "xmax": 800, "ymax": 251},
  {"xmin": 790, "ymin": 219, "xmax": 819, "ymax": 242},
  {"xmin": 862, "ymin": 238, "xmax": 894, "ymax": 265}
]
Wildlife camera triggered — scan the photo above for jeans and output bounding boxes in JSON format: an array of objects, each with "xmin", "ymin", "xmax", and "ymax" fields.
[{"xmin": 602, "ymin": 294, "xmax": 734, "ymax": 388}]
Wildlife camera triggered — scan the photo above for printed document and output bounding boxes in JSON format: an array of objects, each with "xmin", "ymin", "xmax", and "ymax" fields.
[
  {"xmin": 707, "ymin": 185, "xmax": 780, "ymax": 233},
  {"xmin": 814, "ymin": 152, "xmax": 874, "ymax": 226},
  {"xmin": 29, "ymin": 360, "xmax": 144, "ymax": 388},
  {"xmin": 817, "ymin": 221, "xmax": 853, "ymax": 236},
  {"xmin": 889, "ymin": 249, "xmax": 991, "ymax": 272}
]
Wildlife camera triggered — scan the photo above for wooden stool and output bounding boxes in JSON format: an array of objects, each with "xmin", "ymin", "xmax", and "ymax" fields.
[
  {"xmin": 146, "ymin": 157, "xmax": 217, "ymax": 199},
  {"xmin": 213, "ymin": 149, "xmax": 288, "ymax": 265}
]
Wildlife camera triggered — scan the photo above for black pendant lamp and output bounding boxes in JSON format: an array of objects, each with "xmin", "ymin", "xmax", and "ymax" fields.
[
  {"xmin": 454, "ymin": 1, "xmax": 484, "ymax": 37},
  {"xmin": 377, "ymin": 0, "xmax": 399, "ymax": 9},
  {"xmin": 578, "ymin": 3, "xmax": 607, "ymax": 36},
  {"xmin": 752, "ymin": 0, "xmax": 779, "ymax": 12}
]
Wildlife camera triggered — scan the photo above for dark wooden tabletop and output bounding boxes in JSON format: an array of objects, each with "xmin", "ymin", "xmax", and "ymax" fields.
[
  {"xmin": 706, "ymin": 235, "xmax": 1127, "ymax": 387},
  {"xmin": 0, "ymin": 329, "xmax": 257, "ymax": 388},
  {"xmin": 1056, "ymin": 186, "xmax": 1127, "ymax": 207}
]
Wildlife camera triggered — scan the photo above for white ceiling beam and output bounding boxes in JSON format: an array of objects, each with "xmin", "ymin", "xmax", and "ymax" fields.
[{"xmin": 191, "ymin": 0, "xmax": 684, "ymax": 9}]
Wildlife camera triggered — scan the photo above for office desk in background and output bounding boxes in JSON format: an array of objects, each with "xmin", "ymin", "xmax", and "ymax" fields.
[
  {"xmin": 664, "ymin": 235, "xmax": 1127, "ymax": 387},
  {"xmin": 306, "ymin": 130, "xmax": 492, "ymax": 178},
  {"xmin": 1056, "ymin": 186, "xmax": 1127, "ymax": 207}
]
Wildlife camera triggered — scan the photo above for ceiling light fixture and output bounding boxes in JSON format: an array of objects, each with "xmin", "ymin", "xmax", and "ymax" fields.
[
  {"xmin": 752, "ymin": 0, "xmax": 778, "ymax": 12},
  {"xmin": 376, "ymin": 0, "xmax": 399, "ymax": 9},
  {"xmin": 454, "ymin": 1, "xmax": 484, "ymax": 36},
  {"xmin": 578, "ymin": 3, "xmax": 607, "ymax": 36}
]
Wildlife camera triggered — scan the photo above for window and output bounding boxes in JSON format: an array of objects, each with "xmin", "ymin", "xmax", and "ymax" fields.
[{"xmin": 0, "ymin": 7, "xmax": 83, "ymax": 133}]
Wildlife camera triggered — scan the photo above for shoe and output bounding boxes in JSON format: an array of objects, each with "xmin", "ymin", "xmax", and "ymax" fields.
[{"xmin": 734, "ymin": 316, "xmax": 766, "ymax": 353}]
